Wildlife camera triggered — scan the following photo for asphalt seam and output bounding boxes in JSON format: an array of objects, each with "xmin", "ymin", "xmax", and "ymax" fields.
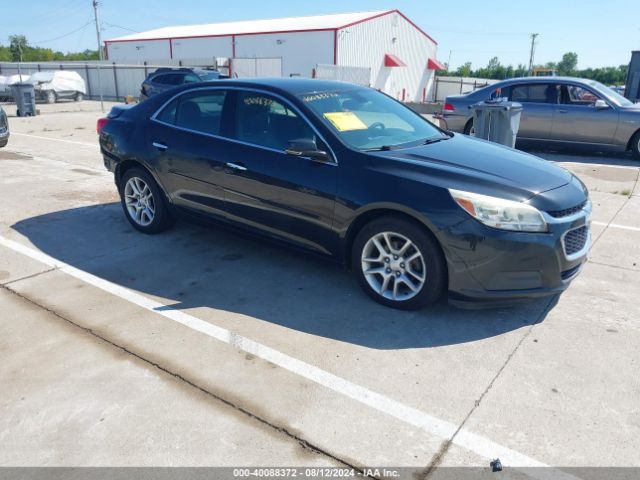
[
  {"xmin": 1, "ymin": 267, "xmax": 58, "ymax": 286},
  {"xmin": 423, "ymin": 296, "xmax": 557, "ymax": 478},
  {"xmin": 587, "ymin": 260, "xmax": 639, "ymax": 272},
  {"xmin": 0, "ymin": 282, "xmax": 375, "ymax": 479}
]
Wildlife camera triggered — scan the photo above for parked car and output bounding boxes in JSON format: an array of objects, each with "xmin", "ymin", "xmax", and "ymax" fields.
[
  {"xmin": 29, "ymin": 71, "xmax": 87, "ymax": 103},
  {"xmin": 98, "ymin": 79, "xmax": 591, "ymax": 310},
  {"xmin": 140, "ymin": 67, "xmax": 227, "ymax": 101},
  {"xmin": 0, "ymin": 105, "xmax": 9, "ymax": 147},
  {"xmin": 443, "ymin": 76, "xmax": 640, "ymax": 158}
]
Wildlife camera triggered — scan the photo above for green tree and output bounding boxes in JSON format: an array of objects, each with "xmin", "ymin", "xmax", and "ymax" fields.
[
  {"xmin": 557, "ymin": 52, "xmax": 578, "ymax": 76},
  {"xmin": 9, "ymin": 34, "xmax": 28, "ymax": 61}
]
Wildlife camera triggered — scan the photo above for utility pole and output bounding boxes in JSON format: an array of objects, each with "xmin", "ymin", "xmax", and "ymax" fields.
[
  {"xmin": 92, "ymin": 0, "xmax": 103, "ymax": 60},
  {"xmin": 528, "ymin": 33, "xmax": 539, "ymax": 76}
]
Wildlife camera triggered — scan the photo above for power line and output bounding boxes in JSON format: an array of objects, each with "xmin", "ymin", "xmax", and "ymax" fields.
[
  {"xmin": 103, "ymin": 21, "xmax": 140, "ymax": 33},
  {"xmin": 30, "ymin": 20, "xmax": 94, "ymax": 45}
]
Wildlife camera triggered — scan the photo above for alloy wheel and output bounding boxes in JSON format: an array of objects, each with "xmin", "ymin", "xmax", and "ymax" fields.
[
  {"xmin": 361, "ymin": 231, "xmax": 426, "ymax": 301},
  {"xmin": 124, "ymin": 177, "xmax": 155, "ymax": 227}
]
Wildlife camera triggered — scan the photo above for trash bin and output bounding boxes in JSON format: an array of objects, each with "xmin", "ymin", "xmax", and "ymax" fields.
[
  {"xmin": 469, "ymin": 98, "xmax": 522, "ymax": 148},
  {"xmin": 11, "ymin": 83, "xmax": 37, "ymax": 117}
]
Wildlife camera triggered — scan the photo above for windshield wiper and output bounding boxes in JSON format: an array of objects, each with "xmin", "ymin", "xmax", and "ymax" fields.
[
  {"xmin": 363, "ymin": 145, "xmax": 395, "ymax": 152},
  {"xmin": 423, "ymin": 135, "xmax": 449, "ymax": 145}
]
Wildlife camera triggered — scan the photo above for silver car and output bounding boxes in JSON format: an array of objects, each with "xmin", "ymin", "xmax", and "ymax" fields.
[{"xmin": 443, "ymin": 76, "xmax": 640, "ymax": 158}]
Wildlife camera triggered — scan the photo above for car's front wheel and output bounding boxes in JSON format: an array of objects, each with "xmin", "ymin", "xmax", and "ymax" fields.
[
  {"xmin": 631, "ymin": 130, "xmax": 640, "ymax": 159},
  {"xmin": 352, "ymin": 217, "xmax": 446, "ymax": 310},
  {"xmin": 45, "ymin": 90, "xmax": 56, "ymax": 104},
  {"xmin": 75, "ymin": 92, "xmax": 84, "ymax": 102},
  {"xmin": 119, "ymin": 167, "xmax": 174, "ymax": 234}
]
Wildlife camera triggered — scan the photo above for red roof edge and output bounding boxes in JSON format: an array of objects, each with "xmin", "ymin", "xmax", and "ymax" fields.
[
  {"xmin": 337, "ymin": 9, "xmax": 438, "ymax": 46},
  {"xmin": 428, "ymin": 58, "xmax": 446, "ymax": 70},
  {"xmin": 384, "ymin": 53, "xmax": 407, "ymax": 67}
]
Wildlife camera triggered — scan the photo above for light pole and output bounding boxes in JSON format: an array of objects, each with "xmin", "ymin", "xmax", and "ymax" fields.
[
  {"xmin": 528, "ymin": 33, "xmax": 539, "ymax": 76},
  {"xmin": 93, "ymin": 0, "xmax": 103, "ymax": 60}
]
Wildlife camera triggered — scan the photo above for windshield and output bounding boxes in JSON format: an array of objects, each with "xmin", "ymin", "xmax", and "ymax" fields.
[
  {"xmin": 299, "ymin": 88, "xmax": 443, "ymax": 150},
  {"xmin": 586, "ymin": 80, "xmax": 634, "ymax": 107}
]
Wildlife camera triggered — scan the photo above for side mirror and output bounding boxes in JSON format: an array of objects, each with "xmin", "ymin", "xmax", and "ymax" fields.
[
  {"xmin": 594, "ymin": 99, "xmax": 609, "ymax": 110},
  {"xmin": 285, "ymin": 138, "xmax": 330, "ymax": 162}
]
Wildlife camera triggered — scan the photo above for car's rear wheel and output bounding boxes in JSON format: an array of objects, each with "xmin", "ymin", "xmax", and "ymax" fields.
[
  {"xmin": 352, "ymin": 217, "xmax": 446, "ymax": 310},
  {"xmin": 45, "ymin": 91, "xmax": 56, "ymax": 104},
  {"xmin": 119, "ymin": 167, "xmax": 174, "ymax": 234},
  {"xmin": 631, "ymin": 130, "xmax": 640, "ymax": 159},
  {"xmin": 464, "ymin": 119, "xmax": 475, "ymax": 136},
  {"xmin": 75, "ymin": 92, "xmax": 84, "ymax": 102}
]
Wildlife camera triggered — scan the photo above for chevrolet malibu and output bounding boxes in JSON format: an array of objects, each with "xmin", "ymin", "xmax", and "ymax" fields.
[
  {"xmin": 98, "ymin": 79, "xmax": 591, "ymax": 310},
  {"xmin": 443, "ymin": 76, "xmax": 640, "ymax": 158}
]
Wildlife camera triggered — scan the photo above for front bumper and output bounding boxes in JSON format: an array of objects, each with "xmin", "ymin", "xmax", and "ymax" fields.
[{"xmin": 441, "ymin": 201, "xmax": 591, "ymax": 306}]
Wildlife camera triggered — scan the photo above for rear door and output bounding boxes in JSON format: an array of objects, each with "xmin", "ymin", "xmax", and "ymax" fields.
[
  {"xmin": 146, "ymin": 88, "xmax": 232, "ymax": 217},
  {"xmin": 222, "ymin": 89, "xmax": 338, "ymax": 254},
  {"xmin": 509, "ymin": 82, "xmax": 558, "ymax": 140},
  {"xmin": 550, "ymin": 82, "xmax": 619, "ymax": 145}
]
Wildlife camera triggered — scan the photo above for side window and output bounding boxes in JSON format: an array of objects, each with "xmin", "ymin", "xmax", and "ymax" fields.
[
  {"xmin": 561, "ymin": 85, "xmax": 599, "ymax": 105},
  {"xmin": 235, "ymin": 91, "xmax": 315, "ymax": 151},
  {"xmin": 511, "ymin": 84, "xmax": 558, "ymax": 104},
  {"xmin": 156, "ymin": 90, "xmax": 227, "ymax": 136},
  {"xmin": 490, "ymin": 86, "xmax": 511, "ymax": 100},
  {"xmin": 183, "ymin": 74, "xmax": 200, "ymax": 84}
]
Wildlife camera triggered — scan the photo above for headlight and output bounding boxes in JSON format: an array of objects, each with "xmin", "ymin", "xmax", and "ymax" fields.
[{"xmin": 449, "ymin": 189, "xmax": 547, "ymax": 232}]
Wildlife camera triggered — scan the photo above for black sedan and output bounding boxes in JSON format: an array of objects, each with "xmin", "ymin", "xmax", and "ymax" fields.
[
  {"xmin": 98, "ymin": 79, "xmax": 591, "ymax": 310},
  {"xmin": 0, "ymin": 105, "xmax": 9, "ymax": 148}
]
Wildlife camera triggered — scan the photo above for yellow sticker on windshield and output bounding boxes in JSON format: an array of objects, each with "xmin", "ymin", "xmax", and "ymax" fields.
[{"xmin": 323, "ymin": 111, "xmax": 368, "ymax": 132}]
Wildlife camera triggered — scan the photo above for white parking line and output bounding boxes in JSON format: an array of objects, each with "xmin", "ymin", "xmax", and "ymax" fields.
[
  {"xmin": 552, "ymin": 160, "xmax": 640, "ymax": 171},
  {"xmin": 0, "ymin": 234, "xmax": 579, "ymax": 479},
  {"xmin": 11, "ymin": 132, "xmax": 99, "ymax": 148},
  {"xmin": 592, "ymin": 221, "xmax": 640, "ymax": 232}
]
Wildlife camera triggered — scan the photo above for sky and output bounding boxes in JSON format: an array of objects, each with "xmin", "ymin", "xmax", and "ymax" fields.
[{"xmin": 2, "ymin": 0, "xmax": 639, "ymax": 70}]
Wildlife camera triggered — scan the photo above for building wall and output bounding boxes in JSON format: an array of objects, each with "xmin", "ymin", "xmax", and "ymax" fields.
[
  {"xmin": 106, "ymin": 39, "xmax": 172, "ymax": 63},
  {"xmin": 171, "ymin": 36, "xmax": 233, "ymax": 60},
  {"xmin": 336, "ymin": 11, "xmax": 437, "ymax": 102},
  {"xmin": 234, "ymin": 30, "xmax": 334, "ymax": 78}
]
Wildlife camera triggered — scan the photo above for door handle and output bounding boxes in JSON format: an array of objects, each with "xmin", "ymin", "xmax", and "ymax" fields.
[
  {"xmin": 226, "ymin": 162, "xmax": 248, "ymax": 172},
  {"xmin": 557, "ymin": 110, "xmax": 568, "ymax": 114},
  {"xmin": 152, "ymin": 142, "xmax": 168, "ymax": 151}
]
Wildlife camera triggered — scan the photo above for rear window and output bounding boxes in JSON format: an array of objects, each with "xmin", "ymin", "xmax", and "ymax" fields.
[{"xmin": 153, "ymin": 74, "xmax": 184, "ymax": 85}]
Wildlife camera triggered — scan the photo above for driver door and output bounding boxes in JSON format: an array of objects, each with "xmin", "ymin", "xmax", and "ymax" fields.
[
  {"xmin": 222, "ymin": 90, "xmax": 338, "ymax": 255},
  {"xmin": 550, "ymin": 83, "xmax": 619, "ymax": 145}
]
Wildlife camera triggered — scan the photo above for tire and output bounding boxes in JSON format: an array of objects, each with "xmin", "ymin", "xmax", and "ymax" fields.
[
  {"xmin": 352, "ymin": 217, "xmax": 447, "ymax": 310},
  {"xmin": 75, "ymin": 92, "xmax": 84, "ymax": 102},
  {"xmin": 0, "ymin": 139, "xmax": 7, "ymax": 148},
  {"xmin": 631, "ymin": 130, "xmax": 640, "ymax": 159},
  {"xmin": 118, "ymin": 167, "xmax": 174, "ymax": 234},
  {"xmin": 45, "ymin": 90, "xmax": 56, "ymax": 104},
  {"xmin": 463, "ymin": 119, "xmax": 475, "ymax": 136}
]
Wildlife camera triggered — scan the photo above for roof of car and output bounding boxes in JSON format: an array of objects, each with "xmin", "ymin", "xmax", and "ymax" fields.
[
  {"xmin": 500, "ymin": 76, "xmax": 599, "ymax": 84},
  {"xmin": 193, "ymin": 77, "xmax": 366, "ymax": 95}
]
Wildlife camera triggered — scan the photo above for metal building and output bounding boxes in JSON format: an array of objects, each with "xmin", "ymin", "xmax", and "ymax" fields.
[{"xmin": 104, "ymin": 10, "xmax": 444, "ymax": 102}]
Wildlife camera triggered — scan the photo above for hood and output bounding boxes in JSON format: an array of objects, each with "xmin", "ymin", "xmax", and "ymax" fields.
[{"xmin": 371, "ymin": 133, "xmax": 573, "ymax": 202}]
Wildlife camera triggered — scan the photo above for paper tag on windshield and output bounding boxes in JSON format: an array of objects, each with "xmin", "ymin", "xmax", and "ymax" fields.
[{"xmin": 323, "ymin": 112, "xmax": 368, "ymax": 132}]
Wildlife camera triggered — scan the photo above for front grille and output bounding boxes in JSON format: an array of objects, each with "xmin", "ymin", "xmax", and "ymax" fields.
[
  {"xmin": 548, "ymin": 201, "xmax": 587, "ymax": 218},
  {"xmin": 564, "ymin": 226, "xmax": 589, "ymax": 256}
]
